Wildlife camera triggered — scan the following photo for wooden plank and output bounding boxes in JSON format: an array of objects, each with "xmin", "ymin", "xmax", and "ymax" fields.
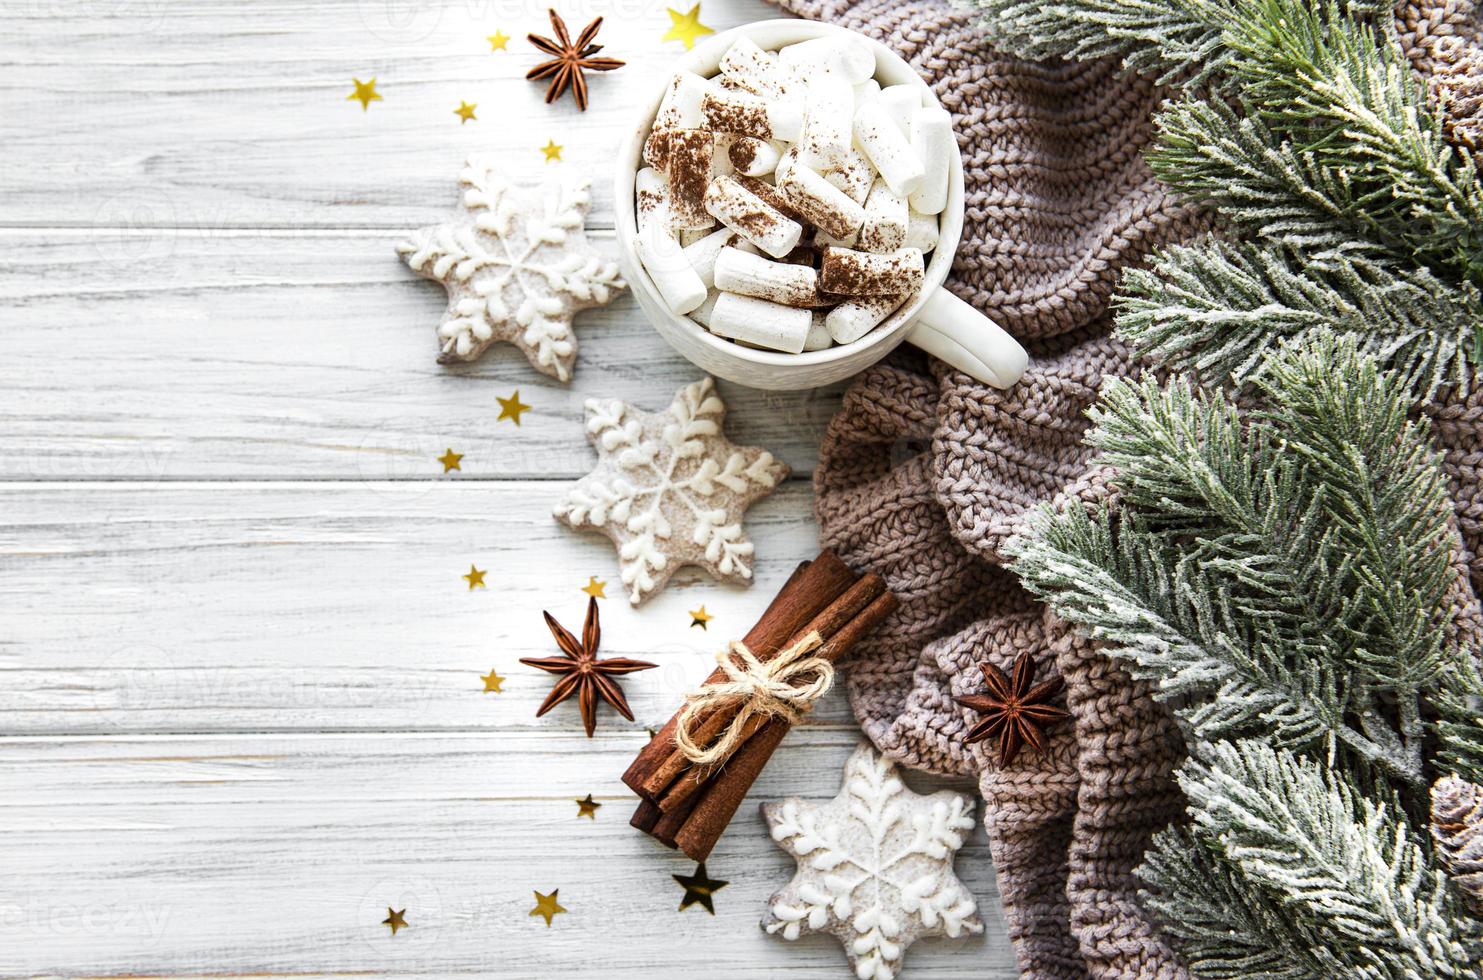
[
  {"xmin": 0, "ymin": 0, "xmax": 783, "ymax": 228},
  {"xmin": 0, "ymin": 481, "xmax": 872, "ymax": 734},
  {"xmin": 0, "ymin": 229, "xmax": 843, "ymax": 480},
  {"xmin": 0, "ymin": 730, "xmax": 1016, "ymax": 977}
]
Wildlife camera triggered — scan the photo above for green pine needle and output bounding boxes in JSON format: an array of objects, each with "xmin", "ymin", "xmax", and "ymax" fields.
[
  {"xmin": 1116, "ymin": 239, "xmax": 1482, "ymax": 397},
  {"xmin": 1166, "ymin": 741, "xmax": 1478, "ymax": 976}
]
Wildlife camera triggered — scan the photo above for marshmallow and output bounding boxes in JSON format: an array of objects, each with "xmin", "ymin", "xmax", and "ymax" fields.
[
  {"xmin": 719, "ymin": 36, "xmax": 797, "ymax": 102},
  {"xmin": 820, "ymin": 246, "xmax": 925, "ymax": 296},
  {"xmin": 643, "ymin": 130, "xmax": 672, "ymax": 171},
  {"xmin": 713, "ymin": 245, "xmax": 820, "ymax": 308},
  {"xmin": 779, "ymin": 36, "xmax": 875, "ymax": 84},
  {"xmin": 664, "ymin": 129, "xmax": 719, "ymax": 231},
  {"xmin": 689, "ymin": 289, "xmax": 722, "ymax": 327},
  {"xmin": 702, "ymin": 91, "xmax": 803, "ymax": 141},
  {"xmin": 825, "ymin": 292, "xmax": 910, "ymax": 344},
  {"xmin": 815, "ymin": 226, "xmax": 859, "ymax": 249},
  {"xmin": 703, "ymin": 175, "xmax": 804, "ymax": 258},
  {"xmin": 909, "ymin": 106, "xmax": 953, "ymax": 215},
  {"xmin": 854, "ymin": 99, "xmax": 925, "ymax": 197},
  {"xmin": 647, "ymin": 128, "xmax": 732, "ymax": 181},
  {"xmin": 638, "ymin": 219, "xmax": 707, "ymax": 315},
  {"xmin": 779, "ymin": 162, "xmax": 867, "ymax": 240},
  {"xmin": 656, "ymin": 71, "xmax": 716, "ymax": 129},
  {"xmin": 797, "ymin": 72, "xmax": 855, "ymax": 170},
  {"xmin": 716, "ymin": 74, "xmax": 755, "ymax": 96},
  {"xmin": 635, "ymin": 167, "xmax": 670, "ymax": 236},
  {"xmin": 734, "ymin": 174, "xmax": 806, "ymax": 223},
  {"xmin": 635, "ymin": 35, "xmax": 952, "ymax": 359},
  {"xmin": 826, "ymin": 148, "xmax": 874, "ymax": 205},
  {"xmin": 728, "ymin": 137, "xmax": 783, "ymax": 177},
  {"xmin": 876, "ymin": 84, "xmax": 921, "ymax": 135},
  {"xmin": 775, "ymin": 145, "xmax": 800, "ymax": 185},
  {"xmin": 905, "ymin": 209, "xmax": 940, "ymax": 252},
  {"xmin": 710, "ymin": 134, "xmax": 736, "ymax": 178},
  {"xmin": 803, "ymin": 310, "xmax": 833, "ymax": 351},
  {"xmin": 708, "ymin": 291, "xmax": 812, "ymax": 353},
  {"xmin": 858, "ymin": 178, "xmax": 908, "ymax": 253},
  {"xmin": 682, "ymin": 227, "xmax": 738, "ymax": 289}
]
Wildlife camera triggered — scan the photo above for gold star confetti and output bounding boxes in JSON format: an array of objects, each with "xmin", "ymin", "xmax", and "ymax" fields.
[
  {"xmin": 575, "ymin": 794, "xmax": 601, "ymax": 819},
  {"xmin": 382, "ymin": 907, "xmax": 408, "ymax": 935},
  {"xmin": 454, "ymin": 100, "xmax": 477, "ymax": 123},
  {"xmin": 662, "ymin": 4, "xmax": 714, "ymax": 50},
  {"xmin": 530, "ymin": 889, "xmax": 567, "ymax": 926},
  {"xmin": 347, "ymin": 77, "xmax": 382, "ymax": 111},
  {"xmin": 437, "ymin": 448, "xmax": 463, "ymax": 472},
  {"xmin": 464, "ymin": 565, "xmax": 488, "ymax": 590},
  {"xmin": 487, "ymin": 29, "xmax": 510, "ymax": 51},
  {"xmin": 497, "ymin": 390, "xmax": 531, "ymax": 424},
  {"xmin": 690, "ymin": 605, "xmax": 713, "ymax": 629},
  {"xmin": 673, "ymin": 863, "xmax": 728, "ymax": 914},
  {"xmin": 540, "ymin": 139, "xmax": 563, "ymax": 162},
  {"xmin": 580, "ymin": 576, "xmax": 607, "ymax": 599},
  {"xmin": 481, "ymin": 668, "xmax": 505, "ymax": 693}
]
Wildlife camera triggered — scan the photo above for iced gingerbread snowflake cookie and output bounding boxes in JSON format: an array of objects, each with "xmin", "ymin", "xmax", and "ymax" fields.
[
  {"xmin": 397, "ymin": 157, "xmax": 625, "ymax": 380},
  {"xmin": 553, "ymin": 377, "xmax": 788, "ymax": 605},
  {"xmin": 762, "ymin": 743, "xmax": 982, "ymax": 980}
]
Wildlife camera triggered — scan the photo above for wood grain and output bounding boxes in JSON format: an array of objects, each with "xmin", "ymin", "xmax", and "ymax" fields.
[
  {"xmin": 0, "ymin": 730, "xmax": 1015, "ymax": 977},
  {"xmin": 0, "ymin": 0, "xmax": 1019, "ymax": 972},
  {"xmin": 0, "ymin": 0, "xmax": 779, "ymax": 228},
  {"xmin": 0, "ymin": 230, "xmax": 842, "ymax": 481},
  {"xmin": 0, "ymin": 481, "xmax": 866, "ymax": 735}
]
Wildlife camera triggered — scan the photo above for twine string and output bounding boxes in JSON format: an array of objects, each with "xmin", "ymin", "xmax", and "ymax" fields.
[{"xmin": 673, "ymin": 630, "xmax": 833, "ymax": 767}]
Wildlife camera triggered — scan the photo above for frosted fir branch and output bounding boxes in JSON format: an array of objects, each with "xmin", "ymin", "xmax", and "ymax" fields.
[
  {"xmin": 1008, "ymin": 501, "xmax": 1422, "ymax": 778},
  {"xmin": 1434, "ymin": 660, "xmax": 1483, "ymax": 788},
  {"xmin": 1116, "ymin": 239, "xmax": 1483, "ymax": 398},
  {"xmin": 1221, "ymin": 0, "xmax": 1483, "ymax": 278},
  {"xmin": 1009, "ymin": 336, "xmax": 1468, "ymax": 786},
  {"xmin": 1176, "ymin": 741, "xmax": 1479, "ymax": 976},
  {"xmin": 1140, "ymin": 825, "xmax": 1336, "ymax": 978},
  {"xmin": 962, "ymin": 0, "xmax": 1390, "ymax": 91},
  {"xmin": 1148, "ymin": 101, "xmax": 1398, "ymax": 257},
  {"xmin": 1254, "ymin": 334, "xmax": 1456, "ymax": 699},
  {"xmin": 964, "ymin": 0, "xmax": 1239, "ymax": 88}
]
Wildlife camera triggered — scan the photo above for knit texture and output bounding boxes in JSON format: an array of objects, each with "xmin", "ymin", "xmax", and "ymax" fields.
[{"xmin": 771, "ymin": 0, "xmax": 1483, "ymax": 976}]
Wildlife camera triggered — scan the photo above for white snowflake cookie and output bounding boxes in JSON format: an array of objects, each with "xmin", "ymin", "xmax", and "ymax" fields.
[
  {"xmin": 397, "ymin": 156, "xmax": 625, "ymax": 381},
  {"xmin": 553, "ymin": 377, "xmax": 788, "ymax": 605},
  {"xmin": 762, "ymin": 744, "xmax": 983, "ymax": 980}
]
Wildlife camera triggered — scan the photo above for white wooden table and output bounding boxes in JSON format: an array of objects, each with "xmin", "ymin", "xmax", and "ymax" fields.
[{"xmin": 0, "ymin": 1, "xmax": 1016, "ymax": 974}]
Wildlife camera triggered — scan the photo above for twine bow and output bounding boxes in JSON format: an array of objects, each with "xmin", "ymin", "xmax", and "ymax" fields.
[{"xmin": 674, "ymin": 630, "xmax": 834, "ymax": 767}]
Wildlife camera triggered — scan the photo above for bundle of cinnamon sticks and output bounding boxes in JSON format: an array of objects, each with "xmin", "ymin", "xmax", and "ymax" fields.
[{"xmin": 623, "ymin": 550, "xmax": 897, "ymax": 861}]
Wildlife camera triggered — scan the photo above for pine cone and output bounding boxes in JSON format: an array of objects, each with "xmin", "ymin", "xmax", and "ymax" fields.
[{"xmin": 1431, "ymin": 775, "xmax": 1483, "ymax": 915}]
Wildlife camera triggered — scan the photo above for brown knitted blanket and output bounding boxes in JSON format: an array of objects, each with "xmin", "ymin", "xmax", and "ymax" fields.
[{"xmin": 770, "ymin": 0, "xmax": 1483, "ymax": 975}]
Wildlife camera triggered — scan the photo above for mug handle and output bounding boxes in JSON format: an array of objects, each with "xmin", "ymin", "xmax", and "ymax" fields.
[{"xmin": 905, "ymin": 286, "xmax": 1027, "ymax": 390}]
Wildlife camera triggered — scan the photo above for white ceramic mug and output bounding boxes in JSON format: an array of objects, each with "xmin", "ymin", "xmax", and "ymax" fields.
[{"xmin": 614, "ymin": 19, "xmax": 1028, "ymax": 392}]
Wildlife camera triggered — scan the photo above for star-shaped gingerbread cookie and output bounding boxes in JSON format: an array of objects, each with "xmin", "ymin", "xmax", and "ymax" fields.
[
  {"xmin": 397, "ymin": 157, "xmax": 625, "ymax": 380},
  {"xmin": 553, "ymin": 377, "xmax": 788, "ymax": 605},
  {"xmin": 762, "ymin": 744, "xmax": 982, "ymax": 980}
]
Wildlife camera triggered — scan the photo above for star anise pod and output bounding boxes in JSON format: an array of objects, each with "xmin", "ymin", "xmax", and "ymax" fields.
[
  {"xmin": 955, "ymin": 653, "xmax": 1069, "ymax": 766},
  {"xmin": 525, "ymin": 10, "xmax": 624, "ymax": 112},
  {"xmin": 521, "ymin": 597, "xmax": 655, "ymax": 736}
]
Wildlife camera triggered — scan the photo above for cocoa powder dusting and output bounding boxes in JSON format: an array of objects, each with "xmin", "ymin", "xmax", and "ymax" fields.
[
  {"xmin": 728, "ymin": 139, "xmax": 758, "ymax": 173},
  {"xmin": 736, "ymin": 175, "xmax": 805, "ymax": 223},
  {"xmin": 644, "ymin": 130, "xmax": 672, "ymax": 171},
  {"xmin": 701, "ymin": 93, "xmax": 772, "ymax": 139},
  {"xmin": 666, "ymin": 129, "xmax": 714, "ymax": 228},
  {"xmin": 820, "ymin": 247, "xmax": 922, "ymax": 296}
]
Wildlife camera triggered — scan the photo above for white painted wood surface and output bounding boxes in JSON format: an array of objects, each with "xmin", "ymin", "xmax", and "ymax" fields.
[{"xmin": 0, "ymin": 0, "xmax": 1017, "ymax": 975}]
